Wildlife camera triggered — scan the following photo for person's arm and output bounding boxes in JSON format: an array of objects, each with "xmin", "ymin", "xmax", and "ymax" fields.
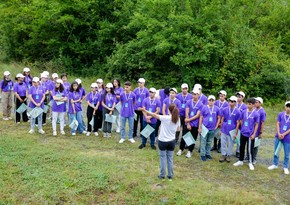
[
  {"xmin": 250, "ymin": 122, "xmax": 259, "ymax": 140},
  {"xmin": 29, "ymin": 94, "xmax": 38, "ymax": 106},
  {"xmin": 71, "ymin": 98, "xmax": 76, "ymax": 114},
  {"xmin": 259, "ymin": 121, "xmax": 265, "ymax": 139},
  {"xmin": 14, "ymin": 90, "xmax": 23, "ymax": 102},
  {"xmin": 215, "ymin": 115, "xmax": 221, "ymax": 130},
  {"xmin": 198, "ymin": 115, "xmax": 203, "ymax": 134},
  {"xmin": 162, "ymin": 104, "xmax": 166, "ymax": 115},
  {"xmin": 138, "ymin": 107, "xmax": 160, "ymax": 120}
]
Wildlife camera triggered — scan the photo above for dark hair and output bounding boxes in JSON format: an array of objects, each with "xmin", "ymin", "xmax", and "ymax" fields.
[
  {"xmin": 70, "ymin": 81, "xmax": 80, "ymax": 92},
  {"xmin": 102, "ymin": 88, "xmax": 115, "ymax": 103},
  {"xmin": 23, "ymin": 72, "xmax": 32, "ymax": 80},
  {"xmin": 124, "ymin": 81, "xmax": 131, "ymax": 86},
  {"xmin": 113, "ymin": 78, "xmax": 121, "ymax": 88},
  {"xmin": 61, "ymin": 73, "xmax": 67, "ymax": 79},
  {"xmin": 2, "ymin": 76, "xmax": 10, "ymax": 88},
  {"xmin": 164, "ymin": 86, "xmax": 170, "ymax": 95},
  {"xmin": 77, "ymin": 83, "xmax": 82, "ymax": 89},
  {"xmin": 55, "ymin": 83, "xmax": 64, "ymax": 92},
  {"xmin": 286, "ymin": 103, "xmax": 290, "ymax": 108},
  {"xmin": 246, "ymin": 98, "xmax": 256, "ymax": 104},
  {"xmin": 168, "ymin": 104, "xmax": 179, "ymax": 124}
]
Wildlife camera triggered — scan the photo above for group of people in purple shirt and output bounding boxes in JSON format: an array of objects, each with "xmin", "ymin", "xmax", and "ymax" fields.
[{"xmin": 0, "ymin": 68, "xmax": 289, "ymax": 175}]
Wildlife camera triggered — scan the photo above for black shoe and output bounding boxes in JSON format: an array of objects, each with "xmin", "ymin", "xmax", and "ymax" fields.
[
  {"xmin": 211, "ymin": 147, "xmax": 217, "ymax": 151},
  {"xmin": 138, "ymin": 144, "xmax": 145, "ymax": 149},
  {"xmin": 206, "ymin": 155, "xmax": 212, "ymax": 160},
  {"xmin": 236, "ymin": 152, "xmax": 240, "ymax": 158},
  {"xmin": 151, "ymin": 145, "xmax": 156, "ymax": 150},
  {"xmin": 201, "ymin": 156, "xmax": 206, "ymax": 161},
  {"xmin": 217, "ymin": 148, "xmax": 221, "ymax": 153}
]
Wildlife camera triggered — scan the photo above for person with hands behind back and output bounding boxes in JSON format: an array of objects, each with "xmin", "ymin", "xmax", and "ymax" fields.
[
  {"xmin": 102, "ymin": 83, "xmax": 116, "ymax": 138},
  {"xmin": 86, "ymin": 83, "xmax": 100, "ymax": 137}
]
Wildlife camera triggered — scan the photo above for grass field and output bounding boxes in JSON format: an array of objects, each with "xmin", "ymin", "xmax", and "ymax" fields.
[{"xmin": 0, "ymin": 62, "xmax": 289, "ymax": 204}]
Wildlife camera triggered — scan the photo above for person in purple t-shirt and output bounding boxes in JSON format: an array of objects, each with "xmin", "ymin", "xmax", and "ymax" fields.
[
  {"xmin": 219, "ymin": 96, "xmax": 241, "ymax": 163},
  {"xmin": 51, "ymin": 79, "xmax": 67, "ymax": 136},
  {"xmin": 0, "ymin": 71, "xmax": 14, "ymax": 120},
  {"xmin": 119, "ymin": 81, "xmax": 136, "ymax": 144},
  {"xmin": 155, "ymin": 86, "xmax": 170, "ymax": 136},
  {"xmin": 23, "ymin": 67, "xmax": 33, "ymax": 89},
  {"xmin": 194, "ymin": 84, "xmax": 208, "ymax": 106},
  {"xmin": 138, "ymin": 87, "xmax": 161, "ymax": 150},
  {"xmin": 233, "ymin": 98, "xmax": 259, "ymax": 171},
  {"xmin": 133, "ymin": 78, "xmax": 149, "ymax": 138},
  {"xmin": 96, "ymin": 78, "xmax": 105, "ymax": 131},
  {"xmin": 268, "ymin": 101, "xmax": 290, "ymax": 175},
  {"xmin": 75, "ymin": 78, "xmax": 87, "ymax": 132},
  {"xmin": 14, "ymin": 73, "xmax": 29, "ymax": 123},
  {"xmin": 113, "ymin": 78, "xmax": 124, "ymax": 133},
  {"xmin": 198, "ymin": 95, "xmax": 221, "ymax": 161},
  {"xmin": 102, "ymin": 83, "xmax": 116, "ymax": 138},
  {"xmin": 61, "ymin": 73, "xmax": 70, "ymax": 92}
]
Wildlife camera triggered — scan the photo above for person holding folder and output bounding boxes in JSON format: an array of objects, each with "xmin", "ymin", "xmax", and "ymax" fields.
[{"xmin": 14, "ymin": 73, "xmax": 29, "ymax": 123}]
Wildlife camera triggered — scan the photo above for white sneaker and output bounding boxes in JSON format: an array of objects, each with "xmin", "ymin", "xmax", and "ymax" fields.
[
  {"xmin": 28, "ymin": 129, "xmax": 34, "ymax": 134},
  {"xmin": 53, "ymin": 131, "xmax": 57, "ymax": 136},
  {"xmin": 176, "ymin": 150, "xmax": 182, "ymax": 156},
  {"xmin": 82, "ymin": 131, "xmax": 87, "ymax": 134},
  {"xmin": 86, "ymin": 132, "xmax": 91, "ymax": 136},
  {"xmin": 186, "ymin": 151, "xmax": 192, "ymax": 158},
  {"xmin": 233, "ymin": 161, "xmax": 244, "ymax": 166},
  {"xmin": 119, "ymin": 139, "xmax": 125, "ymax": 143},
  {"xmin": 249, "ymin": 163, "xmax": 255, "ymax": 170},
  {"xmin": 107, "ymin": 133, "xmax": 111, "ymax": 138},
  {"xmin": 94, "ymin": 132, "xmax": 99, "ymax": 136},
  {"xmin": 284, "ymin": 168, "xmax": 289, "ymax": 175},
  {"xmin": 61, "ymin": 131, "xmax": 65, "ymax": 135},
  {"xmin": 72, "ymin": 133, "xmax": 76, "ymax": 136},
  {"xmin": 103, "ymin": 133, "xmax": 108, "ymax": 137},
  {"xmin": 129, "ymin": 138, "xmax": 135, "ymax": 143},
  {"xmin": 16, "ymin": 122, "xmax": 20, "ymax": 124},
  {"xmin": 3, "ymin": 117, "xmax": 9, "ymax": 121},
  {"xmin": 268, "ymin": 165, "xmax": 278, "ymax": 170},
  {"xmin": 116, "ymin": 129, "xmax": 120, "ymax": 133},
  {"xmin": 38, "ymin": 129, "xmax": 45, "ymax": 134}
]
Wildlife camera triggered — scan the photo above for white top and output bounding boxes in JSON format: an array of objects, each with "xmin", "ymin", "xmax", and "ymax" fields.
[{"xmin": 158, "ymin": 115, "xmax": 180, "ymax": 142}]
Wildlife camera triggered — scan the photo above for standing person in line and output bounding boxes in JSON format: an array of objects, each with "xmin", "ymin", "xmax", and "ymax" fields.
[
  {"xmin": 23, "ymin": 67, "xmax": 33, "ymax": 89},
  {"xmin": 102, "ymin": 83, "xmax": 116, "ymax": 138},
  {"xmin": 233, "ymin": 98, "xmax": 259, "ymax": 170},
  {"xmin": 37, "ymin": 72, "xmax": 50, "ymax": 126},
  {"xmin": 176, "ymin": 88, "xmax": 203, "ymax": 158},
  {"xmin": 139, "ymin": 104, "xmax": 180, "ymax": 180},
  {"xmin": 268, "ymin": 101, "xmax": 290, "ymax": 175},
  {"xmin": 96, "ymin": 78, "xmax": 105, "ymax": 131},
  {"xmin": 235, "ymin": 91, "xmax": 247, "ymax": 158},
  {"xmin": 133, "ymin": 78, "xmax": 149, "ymax": 138},
  {"xmin": 198, "ymin": 95, "xmax": 221, "ymax": 161},
  {"xmin": 86, "ymin": 83, "xmax": 100, "ymax": 137},
  {"xmin": 138, "ymin": 87, "xmax": 161, "ymax": 150},
  {"xmin": 194, "ymin": 84, "xmax": 208, "ymax": 105},
  {"xmin": 75, "ymin": 78, "xmax": 87, "ymax": 131},
  {"xmin": 162, "ymin": 88, "xmax": 181, "ymax": 143},
  {"xmin": 212, "ymin": 90, "xmax": 229, "ymax": 153},
  {"xmin": 28, "ymin": 77, "xmax": 45, "ymax": 134},
  {"xmin": 0, "ymin": 71, "xmax": 14, "ymax": 120},
  {"xmin": 14, "ymin": 73, "xmax": 29, "ymax": 124},
  {"xmin": 68, "ymin": 81, "xmax": 87, "ymax": 136},
  {"xmin": 219, "ymin": 96, "xmax": 241, "ymax": 163},
  {"xmin": 119, "ymin": 81, "xmax": 136, "ymax": 144},
  {"xmin": 51, "ymin": 79, "xmax": 67, "ymax": 136},
  {"xmin": 155, "ymin": 86, "xmax": 170, "ymax": 136},
  {"xmin": 61, "ymin": 73, "xmax": 70, "ymax": 92},
  {"xmin": 113, "ymin": 79, "xmax": 124, "ymax": 133}
]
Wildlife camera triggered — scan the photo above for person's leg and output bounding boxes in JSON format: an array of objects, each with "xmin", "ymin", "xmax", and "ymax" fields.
[
  {"xmin": 59, "ymin": 112, "xmax": 65, "ymax": 132},
  {"xmin": 97, "ymin": 109, "xmax": 103, "ymax": 130},
  {"xmin": 248, "ymin": 138, "xmax": 254, "ymax": 164},
  {"xmin": 212, "ymin": 137, "xmax": 218, "ymax": 150},
  {"xmin": 141, "ymin": 120, "xmax": 148, "ymax": 145},
  {"xmin": 283, "ymin": 142, "xmax": 290, "ymax": 169},
  {"xmin": 206, "ymin": 130, "xmax": 215, "ymax": 156},
  {"xmin": 158, "ymin": 140, "xmax": 167, "ymax": 178},
  {"xmin": 69, "ymin": 114, "xmax": 76, "ymax": 134},
  {"xmin": 120, "ymin": 116, "xmax": 126, "ymax": 139},
  {"xmin": 200, "ymin": 133, "xmax": 207, "ymax": 157},
  {"xmin": 253, "ymin": 146, "xmax": 259, "ymax": 162},
  {"xmin": 128, "ymin": 116, "xmax": 134, "ymax": 139},
  {"xmin": 86, "ymin": 107, "xmax": 93, "ymax": 132},
  {"xmin": 272, "ymin": 137, "xmax": 280, "ymax": 166},
  {"xmin": 155, "ymin": 119, "xmax": 161, "ymax": 136},
  {"xmin": 221, "ymin": 133, "xmax": 227, "ymax": 156},
  {"xmin": 15, "ymin": 98, "xmax": 21, "ymax": 123},
  {"xmin": 239, "ymin": 135, "xmax": 247, "ymax": 161},
  {"xmin": 22, "ymin": 97, "xmax": 29, "ymax": 122},
  {"xmin": 179, "ymin": 125, "xmax": 188, "ymax": 151},
  {"xmin": 166, "ymin": 140, "xmax": 175, "ymax": 179},
  {"xmin": 188, "ymin": 127, "xmax": 198, "ymax": 152},
  {"xmin": 102, "ymin": 109, "xmax": 108, "ymax": 133},
  {"xmin": 227, "ymin": 134, "xmax": 234, "ymax": 156},
  {"xmin": 30, "ymin": 117, "xmax": 36, "ymax": 130},
  {"xmin": 139, "ymin": 110, "xmax": 144, "ymax": 136},
  {"xmin": 149, "ymin": 123, "xmax": 157, "ymax": 146},
  {"xmin": 116, "ymin": 113, "xmax": 121, "ymax": 132},
  {"xmin": 52, "ymin": 111, "xmax": 57, "ymax": 132},
  {"xmin": 7, "ymin": 92, "xmax": 12, "ymax": 118},
  {"xmin": 76, "ymin": 111, "xmax": 84, "ymax": 133},
  {"xmin": 133, "ymin": 110, "xmax": 139, "ymax": 137},
  {"xmin": 38, "ymin": 113, "xmax": 43, "ymax": 130},
  {"xmin": 2, "ymin": 92, "xmax": 8, "ymax": 118}
]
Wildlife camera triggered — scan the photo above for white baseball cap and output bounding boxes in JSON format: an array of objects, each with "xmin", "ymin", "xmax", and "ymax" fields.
[
  {"xmin": 52, "ymin": 73, "xmax": 58, "ymax": 79},
  {"xmin": 181, "ymin": 83, "xmax": 188, "ymax": 89},
  {"xmin": 149, "ymin": 87, "xmax": 157, "ymax": 93},
  {"xmin": 191, "ymin": 88, "xmax": 200, "ymax": 94},
  {"xmin": 96, "ymin": 78, "xmax": 103, "ymax": 83},
  {"xmin": 106, "ymin": 83, "xmax": 113, "ymax": 88},
  {"xmin": 16, "ymin": 73, "xmax": 25, "ymax": 78},
  {"xmin": 194, "ymin": 84, "xmax": 202, "ymax": 90},
  {"xmin": 42, "ymin": 71, "xmax": 49, "ymax": 76},
  {"xmin": 138, "ymin": 78, "xmax": 146, "ymax": 83},
  {"xmin": 41, "ymin": 72, "xmax": 48, "ymax": 78},
  {"xmin": 23, "ymin": 67, "xmax": 30, "ymax": 72},
  {"xmin": 218, "ymin": 90, "xmax": 227, "ymax": 96},
  {"xmin": 4, "ymin": 71, "xmax": 10, "ymax": 76},
  {"xmin": 236, "ymin": 91, "xmax": 245, "ymax": 98},
  {"xmin": 229, "ymin": 96, "xmax": 238, "ymax": 102},
  {"xmin": 75, "ymin": 79, "xmax": 82, "ymax": 84},
  {"xmin": 285, "ymin": 101, "xmax": 290, "ymax": 106},
  {"xmin": 208, "ymin": 95, "xmax": 216, "ymax": 100},
  {"xmin": 255, "ymin": 97, "xmax": 263, "ymax": 104},
  {"xmin": 91, "ymin": 83, "xmax": 98, "ymax": 88},
  {"xmin": 32, "ymin": 77, "xmax": 40, "ymax": 82},
  {"xmin": 169, "ymin": 88, "xmax": 177, "ymax": 93},
  {"xmin": 56, "ymin": 79, "xmax": 63, "ymax": 84}
]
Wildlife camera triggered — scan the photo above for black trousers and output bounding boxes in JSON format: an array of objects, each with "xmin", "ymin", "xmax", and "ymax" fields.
[
  {"xmin": 133, "ymin": 110, "xmax": 143, "ymax": 137},
  {"xmin": 15, "ymin": 96, "xmax": 28, "ymax": 123},
  {"xmin": 179, "ymin": 126, "xmax": 198, "ymax": 152},
  {"xmin": 96, "ymin": 109, "xmax": 103, "ymax": 130},
  {"xmin": 87, "ymin": 106, "xmax": 98, "ymax": 132},
  {"xmin": 239, "ymin": 134, "xmax": 255, "ymax": 163}
]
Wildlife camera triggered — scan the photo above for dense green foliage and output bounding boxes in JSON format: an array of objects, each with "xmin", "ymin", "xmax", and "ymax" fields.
[{"xmin": 0, "ymin": 0, "xmax": 289, "ymax": 101}]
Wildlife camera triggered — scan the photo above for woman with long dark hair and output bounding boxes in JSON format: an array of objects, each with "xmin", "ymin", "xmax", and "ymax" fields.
[
  {"xmin": 102, "ymin": 83, "xmax": 116, "ymax": 137},
  {"xmin": 113, "ymin": 78, "xmax": 123, "ymax": 133}
]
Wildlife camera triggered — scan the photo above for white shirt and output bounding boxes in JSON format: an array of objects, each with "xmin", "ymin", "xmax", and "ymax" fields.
[{"xmin": 158, "ymin": 115, "xmax": 180, "ymax": 142}]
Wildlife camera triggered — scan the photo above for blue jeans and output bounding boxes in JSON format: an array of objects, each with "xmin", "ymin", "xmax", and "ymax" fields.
[
  {"xmin": 273, "ymin": 138, "xmax": 290, "ymax": 168},
  {"xmin": 200, "ymin": 130, "xmax": 215, "ymax": 156},
  {"xmin": 31, "ymin": 113, "xmax": 43, "ymax": 130},
  {"xmin": 158, "ymin": 140, "xmax": 175, "ymax": 179},
  {"xmin": 141, "ymin": 121, "xmax": 156, "ymax": 146},
  {"xmin": 121, "ymin": 116, "xmax": 134, "ymax": 139},
  {"xmin": 69, "ymin": 112, "xmax": 85, "ymax": 134}
]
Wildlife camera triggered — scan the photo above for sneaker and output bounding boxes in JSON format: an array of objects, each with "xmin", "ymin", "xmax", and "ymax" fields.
[
  {"xmin": 249, "ymin": 163, "xmax": 255, "ymax": 170},
  {"xmin": 186, "ymin": 151, "xmax": 192, "ymax": 158},
  {"xmin": 53, "ymin": 131, "xmax": 57, "ymax": 136},
  {"xmin": 138, "ymin": 144, "xmax": 145, "ymax": 149},
  {"xmin": 268, "ymin": 165, "xmax": 278, "ymax": 170},
  {"xmin": 3, "ymin": 117, "xmax": 9, "ymax": 121},
  {"xmin": 86, "ymin": 132, "xmax": 91, "ymax": 136},
  {"xmin": 104, "ymin": 133, "xmax": 108, "ymax": 138},
  {"xmin": 211, "ymin": 146, "xmax": 217, "ymax": 151},
  {"xmin": 226, "ymin": 156, "xmax": 231, "ymax": 163},
  {"xmin": 107, "ymin": 133, "xmax": 111, "ymax": 138},
  {"xmin": 233, "ymin": 161, "xmax": 243, "ymax": 166},
  {"xmin": 42, "ymin": 123, "xmax": 46, "ymax": 126},
  {"xmin": 94, "ymin": 132, "xmax": 99, "ymax": 136},
  {"xmin": 129, "ymin": 138, "xmax": 135, "ymax": 143},
  {"xmin": 60, "ymin": 131, "xmax": 65, "ymax": 135},
  {"xmin": 168, "ymin": 177, "xmax": 173, "ymax": 181},
  {"xmin": 72, "ymin": 133, "xmax": 76, "ymax": 136},
  {"xmin": 176, "ymin": 150, "xmax": 182, "ymax": 156},
  {"xmin": 82, "ymin": 131, "xmax": 87, "ymax": 134},
  {"xmin": 38, "ymin": 129, "xmax": 45, "ymax": 134},
  {"xmin": 201, "ymin": 156, "xmax": 206, "ymax": 161},
  {"xmin": 158, "ymin": 176, "xmax": 165, "ymax": 181},
  {"xmin": 219, "ymin": 155, "xmax": 226, "ymax": 163},
  {"xmin": 116, "ymin": 129, "xmax": 120, "ymax": 133},
  {"xmin": 151, "ymin": 145, "xmax": 156, "ymax": 150},
  {"xmin": 16, "ymin": 122, "xmax": 20, "ymax": 124},
  {"xmin": 253, "ymin": 160, "xmax": 257, "ymax": 165},
  {"xmin": 206, "ymin": 155, "xmax": 212, "ymax": 160},
  {"xmin": 284, "ymin": 168, "xmax": 289, "ymax": 175},
  {"xmin": 28, "ymin": 129, "xmax": 34, "ymax": 134},
  {"xmin": 119, "ymin": 139, "xmax": 125, "ymax": 143}
]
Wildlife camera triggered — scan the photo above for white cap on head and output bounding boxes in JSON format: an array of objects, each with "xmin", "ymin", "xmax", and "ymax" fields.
[
  {"xmin": 16, "ymin": 73, "xmax": 25, "ymax": 78},
  {"xmin": 208, "ymin": 95, "xmax": 216, "ymax": 101},
  {"xmin": 191, "ymin": 88, "xmax": 200, "ymax": 94},
  {"xmin": 169, "ymin": 88, "xmax": 177, "ymax": 93},
  {"xmin": 41, "ymin": 72, "xmax": 48, "ymax": 78},
  {"xmin": 229, "ymin": 96, "xmax": 238, "ymax": 102},
  {"xmin": 75, "ymin": 78, "xmax": 82, "ymax": 84},
  {"xmin": 194, "ymin": 84, "xmax": 202, "ymax": 90},
  {"xmin": 138, "ymin": 78, "xmax": 146, "ymax": 83},
  {"xmin": 106, "ymin": 83, "xmax": 113, "ymax": 88},
  {"xmin": 52, "ymin": 73, "xmax": 58, "ymax": 79},
  {"xmin": 4, "ymin": 71, "xmax": 10, "ymax": 76},
  {"xmin": 149, "ymin": 87, "xmax": 157, "ymax": 93},
  {"xmin": 236, "ymin": 91, "xmax": 245, "ymax": 98},
  {"xmin": 181, "ymin": 83, "xmax": 188, "ymax": 89},
  {"xmin": 23, "ymin": 67, "xmax": 30, "ymax": 72},
  {"xmin": 96, "ymin": 78, "xmax": 103, "ymax": 83},
  {"xmin": 218, "ymin": 90, "xmax": 227, "ymax": 96},
  {"xmin": 32, "ymin": 77, "xmax": 40, "ymax": 82},
  {"xmin": 285, "ymin": 101, "xmax": 290, "ymax": 106},
  {"xmin": 42, "ymin": 71, "xmax": 49, "ymax": 76},
  {"xmin": 56, "ymin": 79, "xmax": 63, "ymax": 84},
  {"xmin": 91, "ymin": 83, "xmax": 98, "ymax": 88},
  {"xmin": 255, "ymin": 97, "xmax": 263, "ymax": 104}
]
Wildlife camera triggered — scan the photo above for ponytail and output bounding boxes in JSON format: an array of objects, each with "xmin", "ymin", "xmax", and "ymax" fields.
[{"xmin": 168, "ymin": 104, "xmax": 179, "ymax": 124}]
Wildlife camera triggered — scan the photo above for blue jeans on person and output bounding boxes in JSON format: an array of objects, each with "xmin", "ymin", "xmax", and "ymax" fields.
[
  {"xmin": 158, "ymin": 140, "xmax": 175, "ymax": 179},
  {"xmin": 273, "ymin": 137, "xmax": 290, "ymax": 168},
  {"xmin": 142, "ymin": 121, "xmax": 156, "ymax": 146},
  {"xmin": 121, "ymin": 116, "xmax": 134, "ymax": 139},
  {"xmin": 200, "ymin": 130, "xmax": 215, "ymax": 157},
  {"xmin": 31, "ymin": 113, "xmax": 43, "ymax": 130},
  {"xmin": 69, "ymin": 112, "xmax": 85, "ymax": 134}
]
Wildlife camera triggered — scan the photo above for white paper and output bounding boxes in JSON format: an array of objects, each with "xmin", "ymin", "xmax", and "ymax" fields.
[
  {"xmin": 140, "ymin": 124, "xmax": 155, "ymax": 138},
  {"xmin": 29, "ymin": 107, "xmax": 43, "ymax": 118},
  {"xmin": 115, "ymin": 102, "xmax": 121, "ymax": 113},
  {"xmin": 16, "ymin": 103, "xmax": 28, "ymax": 114},
  {"xmin": 43, "ymin": 105, "xmax": 49, "ymax": 113},
  {"xmin": 105, "ymin": 114, "xmax": 117, "ymax": 123},
  {"xmin": 69, "ymin": 118, "xmax": 79, "ymax": 130},
  {"xmin": 200, "ymin": 124, "xmax": 209, "ymax": 138},
  {"xmin": 134, "ymin": 112, "xmax": 137, "ymax": 121},
  {"xmin": 274, "ymin": 141, "xmax": 282, "ymax": 156},
  {"xmin": 89, "ymin": 118, "xmax": 94, "ymax": 127},
  {"xmin": 182, "ymin": 132, "xmax": 196, "ymax": 146},
  {"xmin": 56, "ymin": 101, "xmax": 64, "ymax": 106},
  {"xmin": 254, "ymin": 138, "xmax": 261, "ymax": 147}
]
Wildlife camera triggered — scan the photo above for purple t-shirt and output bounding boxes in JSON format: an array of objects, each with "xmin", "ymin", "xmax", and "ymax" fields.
[
  {"xmin": 63, "ymin": 82, "xmax": 70, "ymax": 92},
  {"xmin": 40, "ymin": 81, "xmax": 50, "ymax": 93},
  {"xmin": 255, "ymin": 107, "xmax": 266, "ymax": 137},
  {"xmin": 0, "ymin": 80, "xmax": 14, "ymax": 92},
  {"xmin": 199, "ymin": 93, "xmax": 208, "ymax": 105},
  {"xmin": 276, "ymin": 112, "xmax": 290, "ymax": 143},
  {"xmin": 214, "ymin": 100, "xmax": 229, "ymax": 109},
  {"xmin": 142, "ymin": 97, "xmax": 161, "ymax": 124},
  {"xmin": 236, "ymin": 103, "xmax": 247, "ymax": 112},
  {"xmin": 68, "ymin": 91, "xmax": 82, "ymax": 114},
  {"xmin": 163, "ymin": 97, "xmax": 182, "ymax": 115},
  {"xmin": 200, "ymin": 105, "xmax": 220, "ymax": 131},
  {"xmin": 176, "ymin": 93, "xmax": 192, "ymax": 117},
  {"xmin": 24, "ymin": 76, "xmax": 32, "ymax": 88},
  {"xmin": 97, "ymin": 89, "xmax": 105, "ymax": 111},
  {"xmin": 120, "ymin": 92, "xmax": 136, "ymax": 117},
  {"xmin": 221, "ymin": 107, "xmax": 241, "ymax": 135},
  {"xmin": 51, "ymin": 89, "xmax": 67, "ymax": 112},
  {"xmin": 158, "ymin": 89, "xmax": 169, "ymax": 113},
  {"xmin": 86, "ymin": 92, "xmax": 101, "ymax": 106},
  {"xmin": 240, "ymin": 109, "xmax": 260, "ymax": 137},
  {"xmin": 134, "ymin": 87, "xmax": 149, "ymax": 110},
  {"xmin": 14, "ymin": 82, "xmax": 28, "ymax": 97},
  {"xmin": 186, "ymin": 99, "xmax": 203, "ymax": 127},
  {"xmin": 103, "ymin": 93, "xmax": 116, "ymax": 108},
  {"xmin": 114, "ymin": 87, "xmax": 124, "ymax": 103},
  {"xmin": 29, "ymin": 85, "xmax": 45, "ymax": 109}
]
